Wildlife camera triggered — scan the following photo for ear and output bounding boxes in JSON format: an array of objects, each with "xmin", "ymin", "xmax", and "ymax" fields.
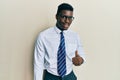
[{"xmin": 56, "ymin": 14, "xmax": 59, "ymax": 20}]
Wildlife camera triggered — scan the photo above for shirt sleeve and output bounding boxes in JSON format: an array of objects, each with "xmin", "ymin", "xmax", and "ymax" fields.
[
  {"xmin": 76, "ymin": 34, "xmax": 86, "ymax": 63},
  {"xmin": 34, "ymin": 34, "xmax": 45, "ymax": 80}
]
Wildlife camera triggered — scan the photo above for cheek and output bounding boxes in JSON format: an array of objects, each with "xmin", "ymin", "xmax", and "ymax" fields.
[
  {"xmin": 69, "ymin": 21, "xmax": 72, "ymax": 24},
  {"xmin": 59, "ymin": 19, "xmax": 64, "ymax": 22},
  {"xmin": 58, "ymin": 19, "xmax": 64, "ymax": 24}
]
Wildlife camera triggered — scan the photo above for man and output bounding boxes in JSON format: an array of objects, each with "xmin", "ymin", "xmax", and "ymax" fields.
[{"xmin": 34, "ymin": 3, "xmax": 85, "ymax": 80}]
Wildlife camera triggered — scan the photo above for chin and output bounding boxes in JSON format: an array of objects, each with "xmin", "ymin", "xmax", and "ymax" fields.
[
  {"xmin": 63, "ymin": 27, "xmax": 68, "ymax": 30},
  {"xmin": 63, "ymin": 26, "xmax": 69, "ymax": 30}
]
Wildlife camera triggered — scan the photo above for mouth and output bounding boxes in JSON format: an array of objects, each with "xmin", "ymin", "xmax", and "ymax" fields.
[
  {"xmin": 63, "ymin": 23, "xmax": 69, "ymax": 27},
  {"xmin": 63, "ymin": 23, "xmax": 69, "ymax": 28},
  {"xmin": 58, "ymin": 22, "xmax": 70, "ymax": 30}
]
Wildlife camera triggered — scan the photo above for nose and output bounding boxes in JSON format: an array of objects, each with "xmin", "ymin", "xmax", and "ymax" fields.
[{"xmin": 65, "ymin": 18, "xmax": 70, "ymax": 23}]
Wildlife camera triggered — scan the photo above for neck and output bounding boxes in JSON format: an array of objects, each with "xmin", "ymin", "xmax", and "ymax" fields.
[{"xmin": 56, "ymin": 23, "xmax": 64, "ymax": 31}]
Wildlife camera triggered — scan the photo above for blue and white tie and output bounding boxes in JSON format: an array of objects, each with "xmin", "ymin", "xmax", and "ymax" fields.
[{"xmin": 57, "ymin": 31, "xmax": 66, "ymax": 77}]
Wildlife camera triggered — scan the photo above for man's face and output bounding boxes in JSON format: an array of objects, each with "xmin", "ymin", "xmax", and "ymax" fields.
[{"xmin": 56, "ymin": 10, "xmax": 74, "ymax": 30}]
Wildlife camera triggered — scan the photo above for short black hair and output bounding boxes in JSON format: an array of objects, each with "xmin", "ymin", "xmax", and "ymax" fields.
[{"xmin": 56, "ymin": 3, "xmax": 74, "ymax": 15}]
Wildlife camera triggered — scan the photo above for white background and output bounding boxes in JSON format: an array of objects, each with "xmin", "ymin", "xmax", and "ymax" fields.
[{"xmin": 0, "ymin": 0, "xmax": 120, "ymax": 80}]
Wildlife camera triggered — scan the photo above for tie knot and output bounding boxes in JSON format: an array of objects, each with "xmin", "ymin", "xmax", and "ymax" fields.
[
  {"xmin": 60, "ymin": 31, "xmax": 64, "ymax": 36},
  {"xmin": 60, "ymin": 32, "xmax": 64, "ymax": 39},
  {"xmin": 60, "ymin": 31, "xmax": 63, "ymax": 34}
]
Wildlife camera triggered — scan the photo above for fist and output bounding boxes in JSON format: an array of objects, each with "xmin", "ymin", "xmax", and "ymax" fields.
[{"xmin": 72, "ymin": 50, "xmax": 83, "ymax": 66}]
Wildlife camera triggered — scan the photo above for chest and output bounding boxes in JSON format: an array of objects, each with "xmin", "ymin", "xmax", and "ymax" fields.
[{"xmin": 44, "ymin": 34, "xmax": 77, "ymax": 48}]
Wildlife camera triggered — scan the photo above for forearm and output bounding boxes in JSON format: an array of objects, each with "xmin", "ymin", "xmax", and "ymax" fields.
[{"xmin": 34, "ymin": 64, "xmax": 44, "ymax": 80}]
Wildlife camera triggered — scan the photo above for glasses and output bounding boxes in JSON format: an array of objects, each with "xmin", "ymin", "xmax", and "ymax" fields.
[{"xmin": 59, "ymin": 15, "xmax": 74, "ymax": 21}]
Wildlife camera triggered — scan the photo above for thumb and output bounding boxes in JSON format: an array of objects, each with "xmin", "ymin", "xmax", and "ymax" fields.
[{"xmin": 75, "ymin": 50, "xmax": 80, "ymax": 57}]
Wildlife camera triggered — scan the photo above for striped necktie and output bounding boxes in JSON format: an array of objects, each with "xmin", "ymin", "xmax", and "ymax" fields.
[{"xmin": 57, "ymin": 31, "xmax": 66, "ymax": 77}]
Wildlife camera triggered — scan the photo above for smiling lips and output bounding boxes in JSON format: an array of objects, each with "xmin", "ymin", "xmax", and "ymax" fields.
[{"xmin": 63, "ymin": 23, "xmax": 69, "ymax": 28}]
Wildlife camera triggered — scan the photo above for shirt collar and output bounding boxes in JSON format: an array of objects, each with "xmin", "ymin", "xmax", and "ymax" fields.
[{"xmin": 54, "ymin": 26, "xmax": 69, "ymax": 34}]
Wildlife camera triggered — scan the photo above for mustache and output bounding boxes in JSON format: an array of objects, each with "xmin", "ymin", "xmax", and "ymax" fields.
[{"xmin": 62, "ymin": 22, "xmax": 70, "ymax": 24}]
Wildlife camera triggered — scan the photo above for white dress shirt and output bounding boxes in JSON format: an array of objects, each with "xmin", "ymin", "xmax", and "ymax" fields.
[{"xmin": 34, "ymin": 26, "xmax": 85, "ymax": 80}]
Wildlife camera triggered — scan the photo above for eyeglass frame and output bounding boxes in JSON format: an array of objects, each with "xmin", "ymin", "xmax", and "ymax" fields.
[{"xmin": 58, "ymin": 14, "xmax": 74, "ymax": 21}]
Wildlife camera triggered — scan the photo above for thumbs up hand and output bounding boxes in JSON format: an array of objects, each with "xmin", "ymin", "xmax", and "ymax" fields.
[{"xmin": 72, "ymin": 50, "xmax": 83, "ymax": 66}]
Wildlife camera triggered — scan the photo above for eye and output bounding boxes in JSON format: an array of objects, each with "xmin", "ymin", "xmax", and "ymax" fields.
[
  {"xmin": 61, "ymin": 15, "xmax": 66, "ymax": 19},
  {"xmin": 59, "ymin": 15, "xmax": 74, "ymax": 21}
]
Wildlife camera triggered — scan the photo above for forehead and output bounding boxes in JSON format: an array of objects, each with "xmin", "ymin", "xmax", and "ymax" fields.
[{"xmin": 60, "ymin": 10, "xmax": 73, "ymax": 16}]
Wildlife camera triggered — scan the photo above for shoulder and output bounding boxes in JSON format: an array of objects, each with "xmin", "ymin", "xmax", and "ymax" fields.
[
  {"xmin": 40, "ymin": 27, "xmax": 54, "ymax": 34},
  {"xmin": 38, "ymin": 27, "xmax": 54, "ymax": 37},
  {"xmin": 36, "ymin": 27, "xmax": 56, "ymax": 42}
]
